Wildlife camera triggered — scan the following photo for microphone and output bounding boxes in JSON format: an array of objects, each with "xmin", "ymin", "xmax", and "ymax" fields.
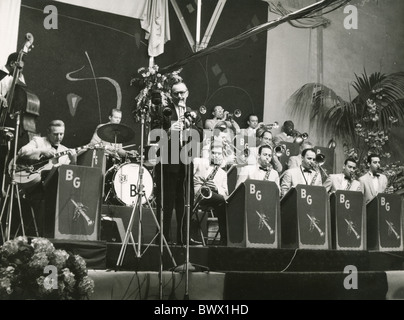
[{"xmin": 184, "ymin": 111, "xmax": 197, "ymax": 123}]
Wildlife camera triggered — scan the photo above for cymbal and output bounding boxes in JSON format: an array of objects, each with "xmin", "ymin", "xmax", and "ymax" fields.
[{"xmin": 97, "ymin": 123, "xmax": 135, "ymax": 144}]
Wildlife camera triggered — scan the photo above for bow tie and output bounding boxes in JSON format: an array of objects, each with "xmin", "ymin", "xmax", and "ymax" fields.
[
  {"xmin": 259, "ymin": 166, "xmax": 269, "ymax": 172},
  {"xmin": 373, "ymin": 173, "xmax": 380, "ymax": 177},
  {"xmin": 303, "ymin": 168, "xmax": 312, "ymax": 173},
  {"xmin": 51, "ymin": 145, "xmax": 58, "ymax": 150},
  {"xmin": 344, "ymin": 176, "xmax": 351, "ymax": 181}
]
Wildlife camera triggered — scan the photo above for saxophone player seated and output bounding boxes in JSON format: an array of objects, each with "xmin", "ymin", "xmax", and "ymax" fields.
[
  {"xmin": 235, "ymin": 145, "xmax": 280, "ymax": 191},
  {"xmin": 323, "ymin": 157, "xmax": 362, "ymax": 193},
  {"xmin": 193, "ymin": 142, "xmax": 229, "ymax": 245}
]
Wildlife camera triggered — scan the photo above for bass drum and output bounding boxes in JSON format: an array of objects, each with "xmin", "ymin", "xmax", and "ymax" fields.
[{"xmin": 105, "ymin": 163, "xmax": 154, "ymax": 206}]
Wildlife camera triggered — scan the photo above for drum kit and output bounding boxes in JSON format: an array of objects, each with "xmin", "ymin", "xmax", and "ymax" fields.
[{"xmin": 96, "ymin": 123, "xmax": 155, "ymax": 207}]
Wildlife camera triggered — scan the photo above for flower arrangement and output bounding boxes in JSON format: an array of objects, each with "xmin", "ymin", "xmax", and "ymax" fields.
[
  {"xmin": 130, "ymin": 64, "xmax": 183, "ymax": 123},
  {"xmin": 344, "ymin": 88, "xmax": 403, "ymax": 193},
  {"xmin": 0, "ymin": 236, "xmax": 94, "ymax": 300}
]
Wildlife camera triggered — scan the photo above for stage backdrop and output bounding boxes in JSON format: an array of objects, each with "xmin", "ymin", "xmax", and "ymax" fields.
[{"xmin": 17, "ymin": 0, "xmax": 267, "ymax": 150}]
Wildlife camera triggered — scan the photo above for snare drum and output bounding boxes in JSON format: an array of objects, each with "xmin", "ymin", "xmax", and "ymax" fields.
[{"xmin": 105, "ymin": 163, "xmax": 154, "ymax": 206}]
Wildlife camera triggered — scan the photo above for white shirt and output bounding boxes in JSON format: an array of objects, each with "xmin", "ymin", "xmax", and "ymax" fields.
[{"xmin": 0, "ymin": 65, "xmax": 25, "ymax": 97}]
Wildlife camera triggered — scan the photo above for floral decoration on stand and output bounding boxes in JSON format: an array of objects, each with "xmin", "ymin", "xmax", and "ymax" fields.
[
  {"xmin": 0, "ymin": 237, "xmax": 94, "ymax": 300},
  {"xmin": 345, "ymin": 88, "xmax": 404, "ymax": 193},
  {"xmin": 130, "ymin": 65, "xmax": 183, "ymax": 126}
]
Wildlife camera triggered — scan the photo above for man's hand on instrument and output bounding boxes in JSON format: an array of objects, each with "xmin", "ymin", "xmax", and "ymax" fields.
[
  {"xmin": 67, "ymin": 148, "xmax": 77, "ymax": 156},
  {"xmin": 170, "ymin": 117, "xmax": 184, "ymax": 131},
  {"xmin": 205, "ymin": 180, "xmax": 217, "ymax": 192},
  {"xmin": 41, "ymin": 148, "xmax": 56, "ymax": 159}
]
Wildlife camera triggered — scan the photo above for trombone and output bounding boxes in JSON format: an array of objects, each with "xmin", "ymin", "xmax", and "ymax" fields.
[{"xmin": 311, "ymin": 153, "xmax": 329, "ymax": 179}]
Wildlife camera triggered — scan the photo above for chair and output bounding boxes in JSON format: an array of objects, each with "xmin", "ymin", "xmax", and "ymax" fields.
[{"xmin": 192, "ymin": 205, "xmax": 220, "ymax": 246}]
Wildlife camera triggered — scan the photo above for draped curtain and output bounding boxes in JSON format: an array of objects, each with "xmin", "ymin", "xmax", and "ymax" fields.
[
  {"xmin": 0, "ymin": 0, "xmax": 22, "ymax": 64},
  {"xmin": 0, "ymin": 0, "xmax": 170, "ymax": 64}
]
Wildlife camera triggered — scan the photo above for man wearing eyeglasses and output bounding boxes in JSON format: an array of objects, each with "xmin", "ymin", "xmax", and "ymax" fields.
[{"xmin": 152, "ymin": 80, "xmax": 204, "ymax": 245}]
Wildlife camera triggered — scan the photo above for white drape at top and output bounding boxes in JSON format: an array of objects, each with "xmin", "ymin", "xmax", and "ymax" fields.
[{"xmin": 1, "ymin": 0, "xmax": 170, "ymax": 62}]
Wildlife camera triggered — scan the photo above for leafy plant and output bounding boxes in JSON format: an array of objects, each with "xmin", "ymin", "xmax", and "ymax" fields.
[{"xmin": 286, "ymin": 70, "xmax": 404, "ymax": 192}]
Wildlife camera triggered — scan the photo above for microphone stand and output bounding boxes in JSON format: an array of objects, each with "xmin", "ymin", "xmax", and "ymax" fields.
[
  {"xmin": 0, "ymin": 112, "xmax": 25, "ymax": 242},
  {"xmin": 115, "ymin": 106, "xmax": 176, "ymax": 295},
  {"xmin": 180, "ymin": 112, "xmax": 209, "ymax": 300}
]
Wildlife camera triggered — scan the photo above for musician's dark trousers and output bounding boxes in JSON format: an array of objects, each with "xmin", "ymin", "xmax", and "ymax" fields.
[
  {"xmin": 155, "ymin": 163, "xmax": 195, "ymax": 245},
  {"xmin": 200, "ymin": 193, "xmax": 227, "ymax": 245}
]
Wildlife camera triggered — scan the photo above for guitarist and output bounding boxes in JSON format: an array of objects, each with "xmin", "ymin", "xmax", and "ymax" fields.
[
  {"xmin": 15, "ymin": 119, "xmax": 76, "ymax": 236},
  {"xmin": 17, "ymin": 119, "xmax": 77, "ymax": 170}
]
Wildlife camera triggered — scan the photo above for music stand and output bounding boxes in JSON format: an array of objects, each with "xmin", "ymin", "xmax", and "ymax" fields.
[
  {"xmin": 0, "ymin": 112, "xmax": 26, "ymax": 242},
  {"xmin": 108, "ymin": 113, "xmax": 177, "ymax": 273}
]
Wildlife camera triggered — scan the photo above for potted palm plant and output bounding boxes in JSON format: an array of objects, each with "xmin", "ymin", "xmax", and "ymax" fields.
[{"xmin": 286, "ymin": 70, "xmax": 404, "ymax": 193}]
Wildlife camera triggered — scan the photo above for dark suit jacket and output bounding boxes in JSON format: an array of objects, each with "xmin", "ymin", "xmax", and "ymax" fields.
[{"xmin": 151, "ymin": 102, "xmax": 203, "ymax": 173}]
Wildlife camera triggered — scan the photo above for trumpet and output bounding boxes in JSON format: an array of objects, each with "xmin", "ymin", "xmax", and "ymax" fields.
[
  {"xmin": 225, "ymin": 109, "xmax": 242, "ymax": 121},
  {"xmin": 259, "ymin": 122, "xmax": 279, "ymax": 130},
  {"xmin": 274, "ymin": 144, "xmax": 286, "ymax": 157},
  {"xmin": 293, "ymin": 131, "xmax": 309, "ymax": 144},
  {"xmin": 199, "ymin": 105, "xmax": 207, "ymax": 114}
]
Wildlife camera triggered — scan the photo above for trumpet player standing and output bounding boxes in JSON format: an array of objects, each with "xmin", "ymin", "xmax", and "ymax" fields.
[
  {"xmin": 323, "ymin": 157, "xmax": 362, "ymax": 193},
  {"xmin": 235, "ymin": 145, "xmax": 280, "ymax": 190},
  {"xmin": 193, "ymin": 142, "xmax": 229, "ymax": 245},
  {"xmin": 280, "ymin": 147, "xmax": 322, "ymax": 198}
]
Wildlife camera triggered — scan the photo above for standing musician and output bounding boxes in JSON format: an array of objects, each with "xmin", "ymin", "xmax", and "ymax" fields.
[
  {"xmin": 280, "ymin": 147, "xmax": 322, "ymax": 198},
  {"xmin": 323, "ymin": 157, "xmax": 361, "ymax": 194},
  {"xmin": 193, "ymin": 141, "xmax": 228, "ymax": 245},
  {"xmin": 15, "ymin": 119, "xmax": 77, "ymax": 235},
  {"xmin": 235, "ymin": 144, "xmax": 280, "ymax": 191},
  {"xmin": 359, "ymin": 153, "xmax": 390, "ymax": 204},
  {"xmin": 1, "ymin": 52, "xmax": 27, "ymax": 196},
  {"xmin": 0, "ymin": 52, "xmax": 26, "ymax": 109},
  {"xmin": 151, "ymin": 79, "xmax": 204, "ymax": 245}
]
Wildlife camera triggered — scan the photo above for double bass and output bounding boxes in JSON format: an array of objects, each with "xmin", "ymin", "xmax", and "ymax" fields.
[
  {"xmin": 0, "ymin": 33, "xmax": 40, "ymax": 144},
  {"xmin": 1, "ymin": 33, "xmax": 40, "ymax": 196}
]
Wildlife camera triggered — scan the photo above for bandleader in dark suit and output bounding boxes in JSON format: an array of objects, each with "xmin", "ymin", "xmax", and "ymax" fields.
[{"xmin": 151, "ymin": 79, "xmax": 203, "ymax": 245}]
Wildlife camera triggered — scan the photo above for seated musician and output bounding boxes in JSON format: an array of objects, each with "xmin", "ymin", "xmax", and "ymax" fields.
[
  {"xmin": 89, "ymin": 108, "xmax": 136, "ymax": 161},
  {"xmin": 358, "ymin": 153, "xmax": 391, "ymax": 204},
  {"xmin": 245, "ymin": 127, "xmax": 282, "ymax": 173},
  {"xmin": 193, "ymin": 141, "xmax": 228, "ymax": 245},
  {"xmin": 323, "ymin": 157, "xmax": 361, "ymax": 193},
  {"xmin": 280, "ymin": 147, "xmax": 322, "ymax": 198},
  {"xmin": 273, "ymin": 120, "xmax": 296, "ymax": 145},
  {"xmin": 287, "ymin": 140, "xmax": 314, "ymax": 169},
  {"xmin": 201, "ymin": 122, "xmax": 235, "ymax": 168},
  {"xmin": 15, "ymin": 119, "xmax": 76, "ymax": 235},
  {"xmin": 235, "ymin": 145, "xmax": 280, "ymax": 191}
]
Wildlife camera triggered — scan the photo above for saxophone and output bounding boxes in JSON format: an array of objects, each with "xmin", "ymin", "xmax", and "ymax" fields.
[{"xmin": 192, "ymin": 164, "xmax": 220, "ymax": 214}]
